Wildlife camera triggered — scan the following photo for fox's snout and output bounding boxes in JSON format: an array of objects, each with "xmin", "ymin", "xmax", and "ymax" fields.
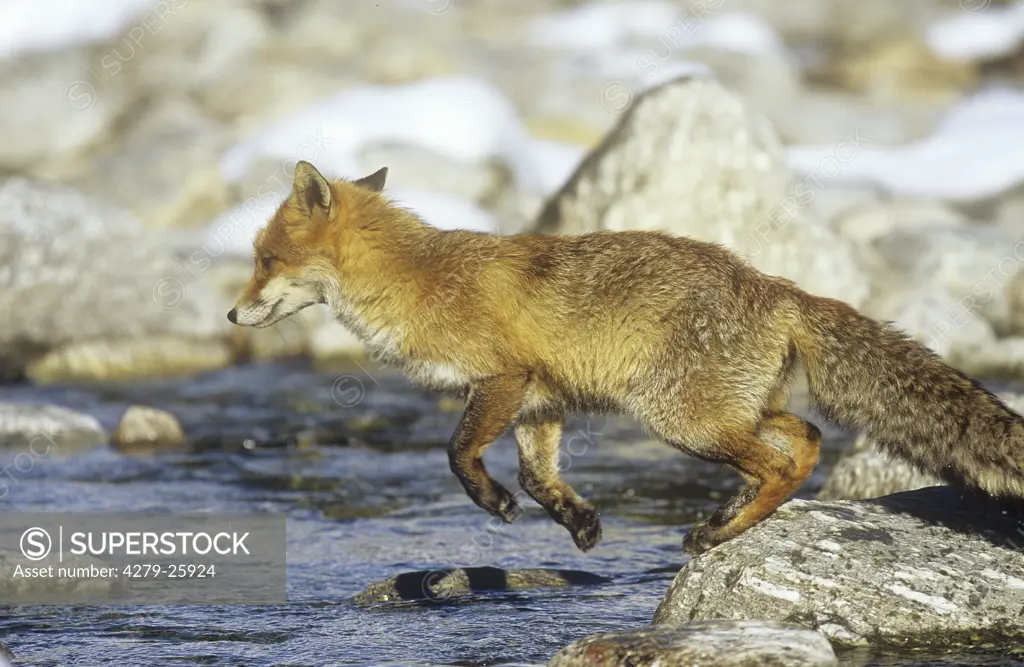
[{"xmin": 229, "ymin": 276, "xmax": 322, "ymax": 328}]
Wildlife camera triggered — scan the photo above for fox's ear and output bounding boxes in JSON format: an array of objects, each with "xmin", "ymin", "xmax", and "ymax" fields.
[
  {"xmin": 292, "ymin": 160, "xmax": 332, "ymax": 215},
  {"xmin": 353, "ymin": 167, "xmax": 388, "ymax": 193}
]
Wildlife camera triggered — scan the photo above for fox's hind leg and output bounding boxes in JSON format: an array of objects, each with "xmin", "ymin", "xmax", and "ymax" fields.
[
  {"xmin": 682, "ymin": 412, "xmax": 821, "ymax": 555},
  {"xmin": 449, "ymin": 374, "xmax": 528, "ymax": 523},
  {"xmin": 515, "ymin": 418, "xmax": 602, "ymax": 551}
]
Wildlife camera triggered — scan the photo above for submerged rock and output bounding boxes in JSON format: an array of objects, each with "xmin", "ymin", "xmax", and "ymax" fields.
[
  {"xmin": 111, "ymin": 406, "xmax": 186, "ymax": 454},
  {"xmin": 531, "ymin": 75, "xmax": 869, "ymax": 308},
  {"xmin": 548, "ymin": 621, "xmax": 837, "ymax": 667},
  {"xmin": 654, "ymin": 487, "xmax": 1024, "ymax": 649},
  {"xmin": 0, "ymin": 550, "xmax": 124, "ymax": 602},
  {"xmin": 26, "ymin": 337, "xmax": 232, "ymax": 384},
  {"xmin": 0, "ymin": 403, "xmax": 106, "ymax": 454},
  {"xmin": 355, "ymin": 566, "xmax": 609, "ymax": 604}
]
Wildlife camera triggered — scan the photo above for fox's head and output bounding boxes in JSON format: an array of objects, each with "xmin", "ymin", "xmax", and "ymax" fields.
[{"xmin": 227, "ymin": 160, "xmax": 388, "ymax": 328}]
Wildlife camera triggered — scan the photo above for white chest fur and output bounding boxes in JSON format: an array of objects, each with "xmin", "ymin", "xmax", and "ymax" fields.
[
  {"xmin": 330, "ymin": 300, "xmax": 470, "ymax": 391},
  {"xmin": 405, "ymin": 360, "xmax": 471, "ymax": 391}
]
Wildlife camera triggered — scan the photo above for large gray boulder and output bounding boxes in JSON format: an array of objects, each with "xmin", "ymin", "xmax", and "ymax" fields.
[
  {"xmin": 548, "ymin": 621, "xmax": 837, "ymax": 667},
  {"xmin": 654, "ymin": 487, "xmax": 1024, "ymax": 649},
  {"xmin": 531, "ymin": 75, "xmax": 869, "ymax": 308},
  {"xmin": 0, "ymin": 179, "xmax": 228, "ymax": 380}
]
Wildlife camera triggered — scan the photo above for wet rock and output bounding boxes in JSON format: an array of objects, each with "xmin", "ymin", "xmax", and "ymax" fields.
[
  {"xmin": 26, "ymin": 338, "xmax": 232, "ymax": 384},
  {"xmin": 355, "ymin": 566, "xmax": 609, "ymax": 605},
  {"xmin": 0, "ymin": 403, "xmax": 107, "ymax": 454},
  {"xmin": 111, "ymin": 406, "xmax": 186, "ymax": 454},
  {"xmin": 817, "ymin": 433, "xmax": 940, "ymax": 501},
  {"xmin": 0, "ymin": 549, "xmax": 125, "ymax": 602},
  {"xmin": 548, "ymin": 621, "xmax": 837, "ymax": 667},
  {"xmin": 0, "ymin": 179, "xmax": 227, "ymax": 380},
  {"xmin": 654, "ymin": 487, "xmax": 1024, "ymax": 649},
  {"xmin": 532, "ymin": 76, "xmax": 869, "ymax": 308}
]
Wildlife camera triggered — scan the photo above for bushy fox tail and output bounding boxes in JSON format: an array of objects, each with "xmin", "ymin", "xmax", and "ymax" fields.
[{"xmin": 792, "ymin": 294, "xmax": 1024, "ymax": 500}]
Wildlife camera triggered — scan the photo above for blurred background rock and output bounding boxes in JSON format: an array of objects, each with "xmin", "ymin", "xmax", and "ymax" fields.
[{"xmin": 2, "ymin": 0, "xmax": 1024, "ymax": 383}]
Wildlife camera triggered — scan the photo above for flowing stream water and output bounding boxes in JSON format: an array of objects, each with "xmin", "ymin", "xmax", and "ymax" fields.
[{"xmin": 0, "ymin": 360, "xmax": 1020, "ymax": 666}]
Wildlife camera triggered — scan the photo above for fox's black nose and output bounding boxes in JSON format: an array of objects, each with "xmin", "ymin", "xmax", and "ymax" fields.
[{"xmin": 227, "ymin": 308, "xmax": 237, "ymax": 324}]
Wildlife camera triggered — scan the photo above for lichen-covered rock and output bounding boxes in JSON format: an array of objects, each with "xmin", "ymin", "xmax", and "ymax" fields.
[
  {"xmin": 0, "ymin": 403, "xmax": 106, "ymax": 454},
  {"xmin": 654, "ymin": 487, "xmax": 1024, "ymax": 649},
  {"xmin": 548, "ymin": 621, "xmax": 837, "ymax": 667},
  {"xmin": 531, "ymin": 76, "xmax": 869, "ymax": 308},
  {"xmin": 111, "ymin": 406, "xmax": 186, "ymax": 454},
  {"xmin": 0, "ymin": 179, "xmax": 228, "ymax": 380},
  {"xmin": 355, "ymin": 566, "xmax": 609, "ymax": 605}
]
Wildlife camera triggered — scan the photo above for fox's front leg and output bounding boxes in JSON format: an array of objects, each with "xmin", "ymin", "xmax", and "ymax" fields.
[
  {"xmin": 516, "ymin": 418, "xmax": 602, "ymax": 551},
  {"xmin": 448, "ymin": 374, "xmax": 528, "ymax": 523}
]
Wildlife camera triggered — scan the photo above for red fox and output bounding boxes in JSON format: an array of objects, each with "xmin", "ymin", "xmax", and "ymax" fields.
[{"xmin": 229, "ymin": 161, "xmax": 1024, "ymax": 555}]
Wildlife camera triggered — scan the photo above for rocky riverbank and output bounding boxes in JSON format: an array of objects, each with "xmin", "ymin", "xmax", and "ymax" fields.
[
  {"xmin": 655, "ymin": 487, "xmax": 1024, "ymax": 651},
  {"xmin": 3, "ymin": 1, "xmax": 1024, "ymax": 664}
]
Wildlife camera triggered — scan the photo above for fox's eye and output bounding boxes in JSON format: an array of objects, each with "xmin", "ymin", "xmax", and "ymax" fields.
[{"xmin": 261, "ymin": 256, "xmax": 275, "ymax": 272}]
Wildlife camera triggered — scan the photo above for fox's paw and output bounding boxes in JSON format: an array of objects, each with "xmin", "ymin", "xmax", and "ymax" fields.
[
  {"xmin": 476, "ymin": 484, "xmax": 521, "ymax": 524},
  {"xmin": 683, "ymin": 521, "xmax": 726, "ymax": 556},
  {"xmin": 570, "ymin": 508, "xmax": 602, "ymax": 552}
]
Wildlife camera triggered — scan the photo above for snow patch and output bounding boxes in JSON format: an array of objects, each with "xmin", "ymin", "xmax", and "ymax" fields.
[
  {"xmin": 786, "ymin": 88, "xmax": 1024, "ymax": 201},
  {"xmin": 927, "ymin": 2, "xmax": 1024, "ymax": 62},
  {"xmin": 0, "ymin": 0, "xmax": 157, "ymax": 60},
  {"xmin": 220, "ymin": 77, "xmax": 543, "ymax": 194}
]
